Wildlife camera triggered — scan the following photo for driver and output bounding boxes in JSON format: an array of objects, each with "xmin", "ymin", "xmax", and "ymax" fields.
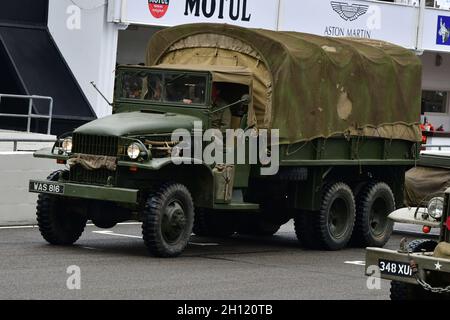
[{"xmin": 211, "ymin": 84, "xmax": 231, "ymax": 132}]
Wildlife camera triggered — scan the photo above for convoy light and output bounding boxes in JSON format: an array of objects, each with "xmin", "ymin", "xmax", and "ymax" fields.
[
  {"xmin": 127, "ymin": 143, "xmax": 142, "ymax": 160},
  {"xmin": 62, "ymin": 138, "xmax": 73, "ymax": 153},
  {"xmin": 427, "ymin": 197, "xmax": 444, "ymax": 220}
]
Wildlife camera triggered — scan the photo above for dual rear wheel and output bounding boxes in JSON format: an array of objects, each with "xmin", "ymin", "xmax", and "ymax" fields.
[{"xmin": 294, "ymin": 181, "xmax": 395, "ymax": 250}]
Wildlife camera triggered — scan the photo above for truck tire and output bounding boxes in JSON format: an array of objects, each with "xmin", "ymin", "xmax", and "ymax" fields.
[
  {"xmin": 142, "ymin": 183, "xmax": 194, "ymax": 257},
  {"xmin": 351, "ymin": 182, "xmax": 395, "ymax": 248},
  {"xmin": 193, "ymin": 209, "xmax": 235, "ymax": 237},
  {"xmin": 390, "ymin": 239, "xmax": 438, "ymax": 300},
  {"xmin": 36, "ymin": 170, "xmax": 87, "ymax": 245},
  {"xmin": 315, "ymin": 182, "xmax": 356, "ymax": 250}
]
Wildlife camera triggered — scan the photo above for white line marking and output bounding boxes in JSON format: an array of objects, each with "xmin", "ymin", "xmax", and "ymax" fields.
[
  {"xmin": 116, "ymin": 222, "xmax": 142, "ymax": 225},
  {"xmin": 189, "ymin": 242, "xmax": 219, "ymax": 246},
  {"xmin": 0, "ymin": 222, "xmax": 141, "ymax": 230},
  {"xmin": 93, "ymin": 230, "xmax": 219, "ymax": 246},
  {"xmin": 344, "ymin": 261, "xmax": 366, "ymax": 266},
  {"xmin": 87, "ymin": 222, "xmax": 142, "ymax": 227},
  {"xmin": 92, "ymin": 230, "xmax": 142, "ymax": 239},
  {"xmin": 0, "ymin": 225, "xmax": 38, "ymax": 230},
  {"xmin": 80, "ymin": 246, "xmax": 98, "ymax": 250}
]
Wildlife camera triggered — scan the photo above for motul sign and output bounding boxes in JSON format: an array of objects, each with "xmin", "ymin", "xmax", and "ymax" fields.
[
  {"xmin": 184, "ymin": 0, "xmax": 251, "ymax": 21},
  {"xmin": 121, "ymin": 0, "xmax": 278, "ymax": 30}
]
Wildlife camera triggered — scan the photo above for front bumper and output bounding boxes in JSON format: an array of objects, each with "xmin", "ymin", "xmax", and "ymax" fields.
[
  {"xmin": 29, "ymin": 179, "xmax": 139, "ymax": 204},
  {"xmin": 365, "ymin": 247, "xmax": 450, "ymax": 285}
]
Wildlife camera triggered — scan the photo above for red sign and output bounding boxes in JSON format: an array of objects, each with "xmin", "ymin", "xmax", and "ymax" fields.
[{"xmin": 148, "ymin": 0, "xmax": 169, "ymax": 19}]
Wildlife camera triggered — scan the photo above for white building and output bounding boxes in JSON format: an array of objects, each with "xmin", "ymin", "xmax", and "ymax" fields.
[{"xmin": 3, "ymin": 0, "xmax": 450, "ymax": 135}]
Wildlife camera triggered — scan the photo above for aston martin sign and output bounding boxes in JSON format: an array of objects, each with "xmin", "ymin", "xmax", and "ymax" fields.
[
  {"xmin": 330, "ymin": 1, "xmax": 369, "ymax": 22},
  {"xmin": 278, "ymin": 0, "xmax": 417, "ymax": 49}
]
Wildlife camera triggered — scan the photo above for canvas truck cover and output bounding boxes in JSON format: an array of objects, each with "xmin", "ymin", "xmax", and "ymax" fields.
[{"xmin": 146, "ymin": 23, "xmax": 422, "ymax": 145}]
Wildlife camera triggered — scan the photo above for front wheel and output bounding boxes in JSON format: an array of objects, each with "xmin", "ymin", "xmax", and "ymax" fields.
[
  {"xmin": 36, "ymin": 171, "xmax": 87, "ymax": 245},
  {"xmin": 142, "ymin": 183, "xmax": 194, "ymax": 258}
]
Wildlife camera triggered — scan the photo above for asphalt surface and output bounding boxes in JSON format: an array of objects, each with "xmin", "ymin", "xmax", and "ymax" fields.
[{"xmin": 0, "ymin": 221, "xmax": 436, "ymax": 300}]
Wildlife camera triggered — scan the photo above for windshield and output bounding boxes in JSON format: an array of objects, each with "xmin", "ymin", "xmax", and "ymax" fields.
[{"xmin": 119, "ymin": 70, "xmax": 207, "ymax": 106}]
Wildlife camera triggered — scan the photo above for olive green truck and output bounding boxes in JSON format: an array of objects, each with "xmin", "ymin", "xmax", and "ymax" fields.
[{"xmin": 29, "ymin": 24, "xmax": 422, "ymax": 257}]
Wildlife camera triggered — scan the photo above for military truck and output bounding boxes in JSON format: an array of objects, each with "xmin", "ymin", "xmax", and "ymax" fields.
[
  {"xmin": 365, "ymin": 192, "xmax": 450, "ymax": 299},
  {"xmin": 29, "ymin": 24, "xmax": 422, "ymax": 257}
]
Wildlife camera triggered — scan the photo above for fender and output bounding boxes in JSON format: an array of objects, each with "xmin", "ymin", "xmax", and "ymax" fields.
[{"xmin": 388, "ymin": 207, "xmax": 440, "ymax": 228}]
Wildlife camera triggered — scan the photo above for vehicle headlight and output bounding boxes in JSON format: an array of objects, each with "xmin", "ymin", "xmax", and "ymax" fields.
[
  {"xmin": 127, "ymin": 143, "xmax": 142, "ymax": 160},
  {"xmin": 427, "ymin": 197, "xmax": 444, "ymax": 220},
  {"xmin": 62, "ymin": 138, "xmax": 72, "ymax": 153}
]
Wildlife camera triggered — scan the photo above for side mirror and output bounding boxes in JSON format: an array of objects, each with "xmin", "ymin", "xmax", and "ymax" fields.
[{"xmin": 241, "ymin": 94, "xmax": 251, "ymax": 105}]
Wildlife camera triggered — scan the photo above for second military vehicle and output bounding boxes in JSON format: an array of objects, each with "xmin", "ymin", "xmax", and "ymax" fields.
[
  {"xmin": 29, "ymin": 24, "xmax": 422, "ymax": 257},
  {"xmin": 365, "ymin": 191, "xmax": 450, "ymax": 299}
]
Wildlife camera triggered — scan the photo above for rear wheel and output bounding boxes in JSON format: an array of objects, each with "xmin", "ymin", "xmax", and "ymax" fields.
[
  {"xmin": 295, "ymin": 182, "xmax": 355, "ymax": 250},
  {"xmin": 352, "ymin": 182, "xmax": 395, "ymax": 248},
  {"xmin": 36, "ymin": 170, "xmax": 87, "ymax": 245},
  {"xmin": 390, "ymin": 239, "xmax": 438, "ymax": 300},
  {"xmin": 142, "ymin": 183, "xmax": 194, "ymax": 257}
]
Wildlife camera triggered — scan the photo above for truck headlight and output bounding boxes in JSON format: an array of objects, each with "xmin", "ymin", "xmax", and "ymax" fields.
[
  {"xmin": 127, "ymin": 143, "xmax": 142, "ymax": 160},
  {"xmin": 427, "ymin": 197, "xmax": 444, "ymax": 220},
  {"xmin": 62, "ymin": 137, "xmax": 73, "ymax": 153}
]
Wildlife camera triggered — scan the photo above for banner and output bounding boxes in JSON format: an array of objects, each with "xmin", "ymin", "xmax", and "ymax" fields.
[
  {"xmin": 278, "ymin": 0, "xmax": 418, "ymax": 49},
  {"xmin": 423, "ymin": 8, "xmax": 450, "ymax": 52},
  {"xmin": 121, "ymin": 0, "xmax": 279, "ymax": 29}
]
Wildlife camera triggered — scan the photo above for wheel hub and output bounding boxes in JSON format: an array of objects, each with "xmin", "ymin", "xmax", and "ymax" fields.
[
  {"xmin": 328, "ymin": 198, "xmax": 350, "ymax": 239},
  {"xmin": 162, "ymin": 201, "xmax": 186, "ymax": 244},
  {"xmin": 369, "ymin": 197, "xmax": 388, "ymax": 236}
]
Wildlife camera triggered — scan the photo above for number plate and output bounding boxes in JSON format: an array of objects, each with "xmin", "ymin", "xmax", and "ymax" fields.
[
  {"xmin": 378, "ymin": 259, "xmax": 414, "ymax": 277},
  {"xmin": 29, "ymin": 181, "xmax": 64, "ymax": 195}
]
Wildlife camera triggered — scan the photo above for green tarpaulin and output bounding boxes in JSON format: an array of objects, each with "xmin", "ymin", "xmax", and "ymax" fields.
[{"xmin": 147, "ymin": 23, "xmax": 422, "ymax": 145}]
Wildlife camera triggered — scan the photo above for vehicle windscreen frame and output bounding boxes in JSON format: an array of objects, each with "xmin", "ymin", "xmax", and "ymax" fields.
[{"xmin": 115, "ymin": 67, "xmax": 211, "ymax": 108}]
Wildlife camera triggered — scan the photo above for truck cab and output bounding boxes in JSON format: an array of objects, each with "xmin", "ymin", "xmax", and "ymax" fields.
[{"xmin": 29, "ymin": 64, "xmax": 260, "ymax": 257}]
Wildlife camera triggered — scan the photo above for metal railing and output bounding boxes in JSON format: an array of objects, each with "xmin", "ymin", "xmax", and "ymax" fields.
[
  {"xmin": 0, "ymin": 94, "xmax": 53, "ymax": 134},
  {"xmin": 0, "ymin": 138, "xmax": 56, "ymax": 152}
]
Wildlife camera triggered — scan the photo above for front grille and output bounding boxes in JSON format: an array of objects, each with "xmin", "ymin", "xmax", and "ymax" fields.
[
  {"xmin": 72, "ymin": 133, "xmax": 118, "ymax": 156},
  {"xmin": 69, "ymin": 166, "xmax": 115, "ymax": 185}
]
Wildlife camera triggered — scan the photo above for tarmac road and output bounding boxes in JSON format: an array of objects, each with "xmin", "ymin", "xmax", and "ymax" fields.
[{"xmin": 0, "ymin": 221, "xmax": 436, "ymax": 300}]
